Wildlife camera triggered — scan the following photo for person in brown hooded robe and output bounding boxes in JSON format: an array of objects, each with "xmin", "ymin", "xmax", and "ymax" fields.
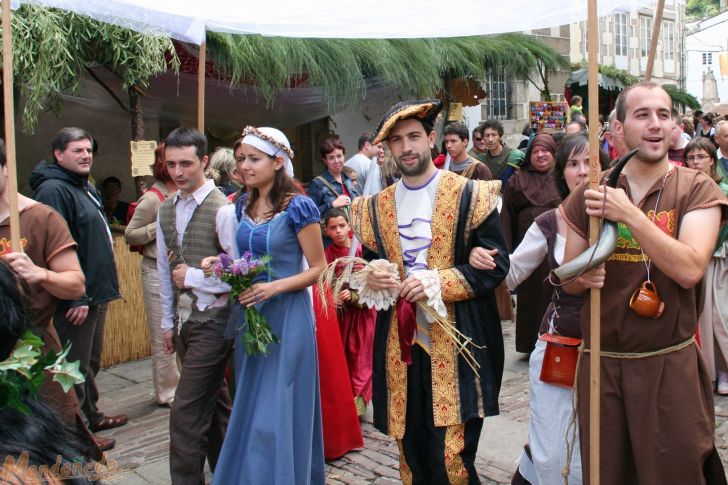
[{"xmin": 501, "ymin": 134, "xmax": 561, "ymax": 353}]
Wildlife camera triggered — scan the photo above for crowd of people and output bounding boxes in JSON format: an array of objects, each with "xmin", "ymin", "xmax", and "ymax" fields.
[{"xmin": 1, "ymin": 82, "xmax": 728, "ymax": 485}]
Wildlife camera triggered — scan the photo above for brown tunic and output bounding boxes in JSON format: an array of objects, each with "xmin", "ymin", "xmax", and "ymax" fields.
[
  {"xmin": 450, "ymin": 159, "xmax": 493, "ymax": 181},
  {"xmin": 501, "ymin": 167, "xmax": 561, "ymax": 352},
  {"xmin": 0, "ymin": 203, "xmax": 100, "ymax": 460},
  {"xmin": 562, "ymin": 166, "xmax": 728, "ymax": 484}
]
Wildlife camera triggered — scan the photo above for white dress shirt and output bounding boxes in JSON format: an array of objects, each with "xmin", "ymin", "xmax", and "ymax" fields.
[{"xmin": 156, "ymin": 180, "xmax": 230, "ymax": 332}]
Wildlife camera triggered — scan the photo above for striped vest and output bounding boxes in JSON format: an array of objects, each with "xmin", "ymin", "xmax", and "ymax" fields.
[{"xmin": 158, "ymin": 188, "xmax": 230, "ymax": 325}]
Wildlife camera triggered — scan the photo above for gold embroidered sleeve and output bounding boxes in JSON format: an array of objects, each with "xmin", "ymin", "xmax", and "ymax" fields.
[
  {"xmin": 462, "ymin": 180, "xmax": 500, "ymax": 245},
  {"xmin": 438, "ymin": 268, "xmax": 475, "ymax": 302},
  {"xmin": 351, "ymin": 196, "xmax": 377, "ymax": 252},
  {"xmin": 469, "ymin": 180, "xmax": 500, "ymax": 228}
]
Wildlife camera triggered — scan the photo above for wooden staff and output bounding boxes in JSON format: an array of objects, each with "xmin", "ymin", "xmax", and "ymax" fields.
[
  {"xmin": 644, "ymin": 0, "xmax": 666, "ymax": 81},
  {"xmin": 197, "ymin": 41, "xmax": 206, "ymax": 133},
  {"xmin": 2, "ymin": 0, "xmax": 20, "ymax": 252},
  {"xmin": 586, "ymin": 0, "xmax": 600, "ymax": 483}
]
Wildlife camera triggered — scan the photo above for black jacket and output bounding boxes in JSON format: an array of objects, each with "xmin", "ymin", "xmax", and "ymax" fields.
[{"xmin": 30, "ymin": 161, "xmax": 120, "ymax": 308}]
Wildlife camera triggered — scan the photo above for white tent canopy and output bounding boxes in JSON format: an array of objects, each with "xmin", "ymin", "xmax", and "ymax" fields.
[{"xmin": 17, "ymin": 0, "xmax": 654, "ymax": 44}]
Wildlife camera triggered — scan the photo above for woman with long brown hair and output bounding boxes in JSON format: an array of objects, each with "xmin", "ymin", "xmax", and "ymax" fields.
[{"xmin": 211, "ymin": 126, "xmax": 326, "ymax": 484}]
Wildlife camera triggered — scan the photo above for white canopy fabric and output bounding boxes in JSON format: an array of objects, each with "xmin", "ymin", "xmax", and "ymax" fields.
[{"xmin": 16, "ymin": 0, "xmax": 655, "ymax": 44}]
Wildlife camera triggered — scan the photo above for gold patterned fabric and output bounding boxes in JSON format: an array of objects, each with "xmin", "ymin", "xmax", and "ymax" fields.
[
  {"xmin": 372, "ymin": 99, "xmax": 443, "ymax": 144},
  {"xmin": 351, "ymin": 196, "xmax": 377, "ymax": 252},
  {"xmin": 352, "ymin": 171, "xmax": 501, "ymax": 436},
  {"xmin": 396, "ymin": 440, "xmax": 414, "ymax": 484},
  {"xmin": 444, "ymin": 424, "xmax": 469, "ymax": 484}
]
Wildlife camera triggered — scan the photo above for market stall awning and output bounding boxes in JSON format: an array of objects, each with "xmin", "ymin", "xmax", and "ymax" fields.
[
  {"xmin": 18, "ymin": 0, "xmax": 655, "ymax": 44},
  {"xmin": 566, "ymin": 67, "xmax": 625, "ymax": 91}
]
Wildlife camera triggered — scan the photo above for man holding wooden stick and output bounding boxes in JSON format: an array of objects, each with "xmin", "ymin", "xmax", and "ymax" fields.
[{"xmin": 562, "ymin": 82, "xmax": 727, "ymax": 484}]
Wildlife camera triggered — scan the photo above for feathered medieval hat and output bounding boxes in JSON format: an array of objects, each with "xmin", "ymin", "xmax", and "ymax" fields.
[{"xmin": 373, "ymin": 99, "xmax": 443, "ymax": 144}]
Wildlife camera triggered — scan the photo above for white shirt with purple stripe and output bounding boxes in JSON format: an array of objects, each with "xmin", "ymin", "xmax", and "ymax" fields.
[{"xmin": 395, "ymin": 170, "xmax": 442, "ymax": 352}]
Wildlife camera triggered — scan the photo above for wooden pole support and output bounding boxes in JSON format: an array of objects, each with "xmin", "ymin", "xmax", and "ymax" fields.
[
  {"xmin": 197, "ymin": 42, "xmax": 206, "ymax": 133},
  {"xmin": 587, "ymin": 0, "xmax": 601, "ymax": 483},
  {"xmin": 645, "ymin": 0, "xmax": 666, "ymax": 81},
  {"xmin": 2, "ymin": 0, "xmax": 20, "ymax": 252}
]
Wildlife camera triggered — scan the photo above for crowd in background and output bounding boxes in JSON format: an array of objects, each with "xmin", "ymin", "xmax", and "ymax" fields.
[{"xmin": 1, "ymin": 90, "xmax": 728, "ymax": 484}]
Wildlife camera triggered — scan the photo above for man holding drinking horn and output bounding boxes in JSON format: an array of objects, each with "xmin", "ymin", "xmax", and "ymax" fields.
[
  {"xmin": 347, "ymin": 99, "xmax": 509, "ymax": 484},
  {"xmin": 561, "ymin": 82, "xmax": 728, "ymax": 484}
]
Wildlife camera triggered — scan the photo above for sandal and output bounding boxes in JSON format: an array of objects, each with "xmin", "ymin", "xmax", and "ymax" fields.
[{"xmin": 90, "ymin": 414, "xmax": 128, "ymax": 432}]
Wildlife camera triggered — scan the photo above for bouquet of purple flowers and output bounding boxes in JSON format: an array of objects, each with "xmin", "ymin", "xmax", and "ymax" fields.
[{"xmin": 212, "ymin": 252, "xmax": 279, "ymax": 356}]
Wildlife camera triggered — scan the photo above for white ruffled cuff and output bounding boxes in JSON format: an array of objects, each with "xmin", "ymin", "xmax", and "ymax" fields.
[
  {"xmin": 349, "ymin": 259, "xmax": 400, "ymax": 311},
  {"xmin": 410, "ymin": 270, "xmax": 447, "ymax": 318}
]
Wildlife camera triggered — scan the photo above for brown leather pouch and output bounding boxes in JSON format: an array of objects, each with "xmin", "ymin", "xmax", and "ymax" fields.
[{"xmin": 539, "ymin": 333, "xmax": 582, "ymax": 388}]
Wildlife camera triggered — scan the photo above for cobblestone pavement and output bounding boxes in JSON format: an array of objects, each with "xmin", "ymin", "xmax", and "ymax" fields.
[{"xmin": 95, "ymin": 319, "xmax": 728, "ymax": 484}]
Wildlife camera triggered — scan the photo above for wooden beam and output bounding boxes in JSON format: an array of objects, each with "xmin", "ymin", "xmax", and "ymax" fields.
[
  {"xmin": 197, "ymin": 42, "xmax": 206, "ymax": 133},
  {"xmin": 2, "ymin": 0, "xmax": 20, "ymax": 252},
  {"xmin": 587, "ymin": 0, "xmax": 601, "ymax": 483},
  {"xmin": 645, "ymin": 0, "xmax": 666, "ymax": 81}
]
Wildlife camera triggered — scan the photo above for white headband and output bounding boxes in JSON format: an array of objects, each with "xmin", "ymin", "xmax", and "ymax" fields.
[{"xmin": 241, "ymin": 127, "xmax": 294, "ymax": 178}]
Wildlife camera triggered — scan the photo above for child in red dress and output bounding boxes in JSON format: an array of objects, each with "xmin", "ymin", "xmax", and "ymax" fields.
[{"xmin": 323, "ymin": 208, "xmax": 378, "ymax": 415}]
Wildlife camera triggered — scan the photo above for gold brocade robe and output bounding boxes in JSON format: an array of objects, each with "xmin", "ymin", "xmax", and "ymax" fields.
[{"xmin": 351, "ymin": 170, "xmax": 508, "ymax": 438}]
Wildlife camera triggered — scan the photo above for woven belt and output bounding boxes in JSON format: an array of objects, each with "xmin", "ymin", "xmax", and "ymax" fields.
[{"xmin": 581, "ymin": 335, "xmax": 696, "ymax": 360}]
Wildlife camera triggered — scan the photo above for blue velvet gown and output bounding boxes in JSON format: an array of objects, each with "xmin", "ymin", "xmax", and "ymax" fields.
[{"xmin": 212, "ymin": 195, "xmax": 325, "ymax": 485}]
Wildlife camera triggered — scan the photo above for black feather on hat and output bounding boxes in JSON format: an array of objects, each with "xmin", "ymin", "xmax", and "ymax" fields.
[{"xmin": 373, "ymin": 99, "xmax": 443, "ymax": 144}]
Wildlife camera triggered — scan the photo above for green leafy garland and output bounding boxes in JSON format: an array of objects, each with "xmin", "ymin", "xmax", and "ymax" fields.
[
  {"xmin": 5, "ymin": 5, "xmax": 178, "ymax": 133},
  {"xmin": 0, "ymin": 331, "xmax": 84, "ymax": 414},
  {"xmin": 570, "ymin": 62, "xmax": 639, "ymax": 86}
]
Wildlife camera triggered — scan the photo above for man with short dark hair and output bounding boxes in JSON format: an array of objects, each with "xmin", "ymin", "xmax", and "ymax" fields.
[
  {"xmin": 668, "ymin": 109, "xmax": 689, "ymax": 165},
  {"xmin": 443, "ymin": 121, "xmax": 492, "ymax": 180},
  {"xmin": 468, "ymin": 125, "xmax": 487, "ymax": 159},
  {"xmin": 478, "ymin": 119, "xmax": 525, "ymax": 183},
  {"xmin": 352, "ymin": 100, "xmax": 509, "ymax": 483},
  {"xmin": 30, "ymin": 127, "xmax": 126, "ymax": 439},
  {"xmin": 563, "ymin": 82, "xmax": 727, "ymax": 484},
  {"xmin": 156, "ymin": 126, "xmax": 233, "ymax": 485},
  {"xmin": 345, "ymin": 131, "xmax": 379, "ymax": 189},
  {"xmin": 1, "ymin": 139, "xmax": 107, "ymax": 456}
]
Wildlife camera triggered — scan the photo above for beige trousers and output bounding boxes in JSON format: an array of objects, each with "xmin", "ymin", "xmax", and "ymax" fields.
[{"xmin": 141, "ymin": 256, "xmax": 180, "ymax": 404}]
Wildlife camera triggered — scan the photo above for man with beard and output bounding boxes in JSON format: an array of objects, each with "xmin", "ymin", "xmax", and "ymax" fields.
[
  {"xmin": 351, "ymin": 99, "xmax": 509, "ymax": 484},
  {"xmin": 562, "ymin": 82, "xmax": 727, "ymax": 484},
  {"xmin": 477, "ymin": 119, "xmax": 524, "ymax": 184}
]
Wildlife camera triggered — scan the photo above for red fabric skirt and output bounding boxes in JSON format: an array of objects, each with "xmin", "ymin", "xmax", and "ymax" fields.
[
  {"xmin": 313, "ymin": 287, "xmax": 363, "ymax": 460},
  {"xmin": 339, "ymin": 304, "xmax": 376, "ymax": 402}
]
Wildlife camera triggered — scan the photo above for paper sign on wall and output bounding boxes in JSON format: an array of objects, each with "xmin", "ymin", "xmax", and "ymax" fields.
[
  {"xmin": 448, "ymin": 103, "xmax": 464, "ymax": 121},
  {"xmin": 130, "ymin": 140, "xmax": 157, "ymax": 177}
]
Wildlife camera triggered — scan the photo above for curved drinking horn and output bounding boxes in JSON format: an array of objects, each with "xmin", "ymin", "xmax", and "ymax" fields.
[{"xmin": 553, "ymin": 148, "xmax": 639, "ymax": 281}]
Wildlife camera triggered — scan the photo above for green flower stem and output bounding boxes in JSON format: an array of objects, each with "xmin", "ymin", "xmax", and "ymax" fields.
[{"xmin": 242, "ymin": 307, "xmax": 280, "ymax": 357}]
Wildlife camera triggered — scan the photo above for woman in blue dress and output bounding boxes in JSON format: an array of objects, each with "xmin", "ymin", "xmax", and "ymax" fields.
[{"xmin": 210, "ymin": 126, "xmax": 326, "ymax": 484}]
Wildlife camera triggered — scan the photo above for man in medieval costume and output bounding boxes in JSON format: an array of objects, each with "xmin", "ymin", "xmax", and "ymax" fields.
[
  {"xmin": 351, "ymin": 99, "xmax": 509, "ymax": 484},
  {"xmin": 562, "ymin": 82, "xmax": 728, "ymax": 484}
]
